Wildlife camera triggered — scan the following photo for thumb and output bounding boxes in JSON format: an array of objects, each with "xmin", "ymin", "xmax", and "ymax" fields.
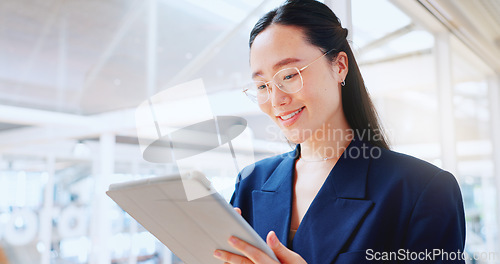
[
  {"xmin": 234, "ymin": 207, "xmax": 242, "ymax": 215},
  {"xmin": 266, "ymin": 231, "xmax": 297, "ymax": 262}
]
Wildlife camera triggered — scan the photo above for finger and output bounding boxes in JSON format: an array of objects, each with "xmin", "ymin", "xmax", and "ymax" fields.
[
  {"xmin": 266, "ymin": 231, "xmax": 299, "ymax": 262},
  {"xmin": 213, "ymin": 249, "xmax": 252, "ymax": 264},
  {"xmin": 228, "ymin": 236, "xmax": 277, "ymax": 264},
  {"xmin": 266, "ymin": 231, "xmax": 281, "ymax": 249},
  {"xmin": 234, "ymin": 207, "xmax": 242, "ymax": 215}
]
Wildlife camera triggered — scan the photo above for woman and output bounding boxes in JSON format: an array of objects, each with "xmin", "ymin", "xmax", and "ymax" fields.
[{"xmin": 213, "ymin": 0, "xmax": 465, "ymax": 263}]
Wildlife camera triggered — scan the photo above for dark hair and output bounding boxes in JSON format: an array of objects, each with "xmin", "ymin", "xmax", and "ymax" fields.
[{"xmin": 249, "ymin": 0, "xmax": 389, "ymax": 149}]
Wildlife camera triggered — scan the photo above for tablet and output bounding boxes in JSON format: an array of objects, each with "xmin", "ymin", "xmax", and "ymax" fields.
[{"xmin": 106, "ymin": 171, "xmax": 278, "ymax": 264}]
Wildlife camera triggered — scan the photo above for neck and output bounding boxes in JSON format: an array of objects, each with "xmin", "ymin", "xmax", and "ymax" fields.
[{"xmin": 299, "ymin": 122, "xmax": 353, "ymax": 162}]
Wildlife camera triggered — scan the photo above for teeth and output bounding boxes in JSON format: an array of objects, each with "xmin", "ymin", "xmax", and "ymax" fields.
[{"xmin": 280, "ymin": 108, "xmax": 303, "ymax": 120}]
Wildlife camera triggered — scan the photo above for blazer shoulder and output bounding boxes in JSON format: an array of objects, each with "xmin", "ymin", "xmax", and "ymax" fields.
[
  {"xmin": 237, "ymin": 150, "xmax": 295, "ymax": 187},
  {"xmin": 371, "ymin": 147, "xmax": 459, "ymax": 193},
  {"xmin": 379, "ymin": 148, "xmax": 442, "ymax": 173}
]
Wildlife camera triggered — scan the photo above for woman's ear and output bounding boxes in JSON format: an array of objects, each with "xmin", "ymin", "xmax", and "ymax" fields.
[{"xmin": 334, "ymin": 51, "xmax": 348, "ymax": 85}]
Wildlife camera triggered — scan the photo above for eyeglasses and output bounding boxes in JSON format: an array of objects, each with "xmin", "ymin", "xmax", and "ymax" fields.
[{"xmin": 243, "ymin": 49, "xmax": 336, "ymax": 104}]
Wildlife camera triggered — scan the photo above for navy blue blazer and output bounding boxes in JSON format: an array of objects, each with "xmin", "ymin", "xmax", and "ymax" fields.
[{"xmin": 230, "ymin": 139, "xmax": 466, "ymax": 263}]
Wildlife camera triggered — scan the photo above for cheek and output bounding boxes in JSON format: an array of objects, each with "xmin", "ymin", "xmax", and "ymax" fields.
[
  {"xmin": 302, "ymin": 79, "xmax": 342, "ymax": 110},
  {"xmin": 258, "ymin": 103, "xmax": 273, "ymax": 118},
  {"xmin": 300, "ymin": 79, "xmax": 327, "ymax": 103}
]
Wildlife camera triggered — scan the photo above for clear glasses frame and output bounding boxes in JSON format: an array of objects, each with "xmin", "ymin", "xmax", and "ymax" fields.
[{"xmin": 243, "ymin": 48, "xmax": 336, "ymax": 104}]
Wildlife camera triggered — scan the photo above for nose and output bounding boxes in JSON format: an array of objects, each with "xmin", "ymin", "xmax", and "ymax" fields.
[{"xmin": 269, "ymin": 83, "xmax": 291, "ymax": 107}]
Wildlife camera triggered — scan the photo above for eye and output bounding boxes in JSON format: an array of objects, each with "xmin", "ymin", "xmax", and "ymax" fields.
[
  {"xmin": 256, "ymin": 84, "xmax": 268, "ymax": 90},
  {"xmin": 283, "ymin": 73, "xmax": 298, "ymax": 81}
]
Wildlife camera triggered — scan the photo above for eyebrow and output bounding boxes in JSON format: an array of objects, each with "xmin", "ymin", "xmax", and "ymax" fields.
[{"xmin": 252, "ymin": 57, "xmax": 301, "ymax": 79}]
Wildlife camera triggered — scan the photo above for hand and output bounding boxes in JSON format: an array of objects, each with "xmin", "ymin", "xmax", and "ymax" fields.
[
  {"xmin": 234, "ymin": 207, "xmax": 242, "ymax": 215},
  {"xmin": 213, "ymin": 208, "xmax": 307, "ymax": 264}
]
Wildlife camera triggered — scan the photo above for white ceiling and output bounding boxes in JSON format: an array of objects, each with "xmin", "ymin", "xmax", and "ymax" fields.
[
  {"xmin": 0, "ymin": 0, "xmax": 499, "ymax": 154},
  {"xmin": 418, "ymin": 0, "xmax": 500, "ymax": 71},
  {"xmin": 0, "ymin": 0, "xmax": 271, "ymax": 116}
]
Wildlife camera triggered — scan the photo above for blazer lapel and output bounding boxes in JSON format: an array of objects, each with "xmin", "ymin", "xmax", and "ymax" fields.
[
  {"xmin": 250, "ymin": 139, "xmax": 375, "ymax": 264},
  {"xmin": 251, "ymin": 150, "xmax": 297, "ymax": 245},
  {"xmin": 293, "ymin": 139, "xmax": 374, "ymax": 264}
]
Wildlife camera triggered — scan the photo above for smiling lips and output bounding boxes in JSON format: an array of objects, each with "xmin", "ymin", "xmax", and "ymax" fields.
[{"xmin": 276, "ymin": 106, "xmax": 305, "ymax": 126}]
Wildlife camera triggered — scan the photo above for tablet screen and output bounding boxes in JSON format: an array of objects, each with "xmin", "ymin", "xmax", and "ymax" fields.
[{"xmin": 107, "ymin": 171, "xmax": 278, "ymax": 264}]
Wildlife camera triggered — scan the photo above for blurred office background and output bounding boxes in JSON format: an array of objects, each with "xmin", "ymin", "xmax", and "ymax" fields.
[{"xmin": 1, "ymin": 0, "xmax": 499, "ymax": 263}]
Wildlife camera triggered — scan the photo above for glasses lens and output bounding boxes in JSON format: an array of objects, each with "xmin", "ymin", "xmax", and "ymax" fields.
[
  {"xmin": 273, "ymin": 68, "xmax": 303, "ymax": 93},
  {"xmin": 244, "ymin": 81, "xmax": 269, "ymax": 104}
]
